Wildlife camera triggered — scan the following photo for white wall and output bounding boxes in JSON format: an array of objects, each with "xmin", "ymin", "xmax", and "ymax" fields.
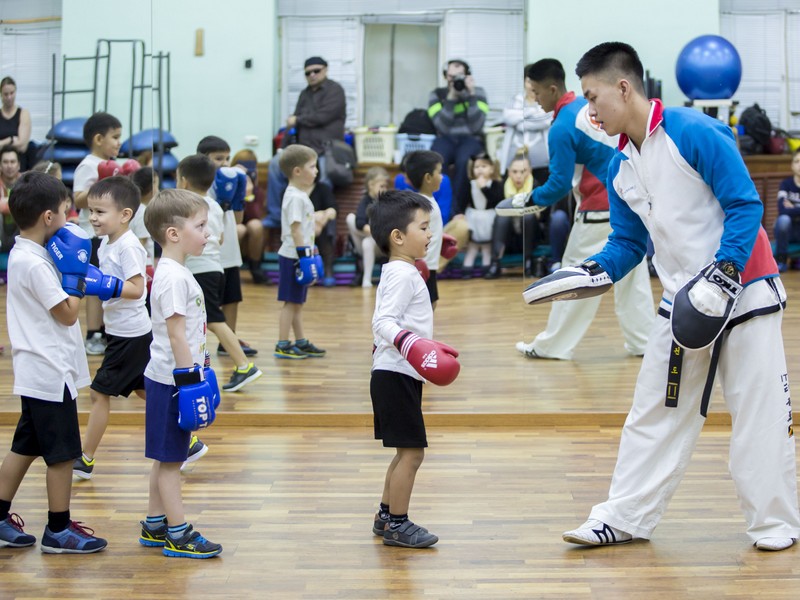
[
  {"xmin": 61, "ymin": 0, "xmax": 277, "ymax": 160},
  {"xmin": 526, "ymin": 0, "xmax": 721, "ymax": 108},
  {"xmin": 152, "ymin": 1, "xmax": 277, "ymax": 160}
]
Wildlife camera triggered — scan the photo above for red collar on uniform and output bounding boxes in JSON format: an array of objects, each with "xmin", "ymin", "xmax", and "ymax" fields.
[
  {"xmin": 618, "ymin": 99, "xmax": 664, "ymax": 151},
  {"xmin": 552, "ymin": 92, "xmax": 576, "ymax": 119}
]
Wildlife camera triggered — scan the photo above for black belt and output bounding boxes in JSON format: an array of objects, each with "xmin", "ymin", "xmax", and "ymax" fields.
[{"xmin": 658, "ymin": 285, "xmax": 786, "ymax": 417}]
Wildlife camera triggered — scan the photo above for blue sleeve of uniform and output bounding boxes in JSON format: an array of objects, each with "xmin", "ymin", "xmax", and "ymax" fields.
[
  {"xmin": 667, "ymin": 112, "xmax": 762, "ymax": 271},
  {"xmin": 588, "ymin": 157, "xmax": 649, "ymax": 282},
  {"xmin": 531, "ymin": 121, "xmax": 577, "ymax": 207}
]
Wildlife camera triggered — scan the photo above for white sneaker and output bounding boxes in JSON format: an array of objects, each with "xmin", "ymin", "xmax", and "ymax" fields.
[
  {"xmin": 563, "ymin": 519, "xmax": 633, "ymax": 546},
  {"xmin": 84, "ymin": 333, "xmax": 106, "ymax": 356},
  {"xmin": 515, "ymin": 341, "xmax": 550, "ymax": 359},
  {"xmin": 755, "ymin": 537, "xmax": 796, "ymax": 551}
]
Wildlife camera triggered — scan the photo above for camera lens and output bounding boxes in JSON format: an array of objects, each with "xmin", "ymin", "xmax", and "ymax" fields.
[{"xmin": 453, "ymin": 77, "xmax": 466, "ymax": 92}]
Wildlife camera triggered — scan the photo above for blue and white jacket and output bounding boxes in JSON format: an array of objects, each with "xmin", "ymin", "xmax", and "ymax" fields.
[
  {"xmin": 532, "ymin": 93, "xmax": 617, "ymax": 212},
  {"xmin": 590, "ymin": 100, "xmax": 777, "ymax": 300}
]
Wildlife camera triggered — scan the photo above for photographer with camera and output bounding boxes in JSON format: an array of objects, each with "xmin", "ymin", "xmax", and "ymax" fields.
[{"xmin": 427, "ymin": 59, "xmax": 489, "ymax": 219}]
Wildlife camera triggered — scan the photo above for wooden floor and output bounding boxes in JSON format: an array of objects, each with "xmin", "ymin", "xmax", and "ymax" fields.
[
  {"xmin": 1, "ymin": 270, "xmax": 800, "ymax": 598},
  {"xmin": 1, "ymin": 269, "xmax": 799, "ymax": 425},
  {"xmin": 0, "ymin": 425, "xmax": 798, "ymax": 599}
]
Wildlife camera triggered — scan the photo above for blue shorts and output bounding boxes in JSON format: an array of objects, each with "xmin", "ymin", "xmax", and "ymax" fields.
[
  {"xmin": 277, "ymin": 255, "xmax": 308, "ymax": 304},
  {"xmin": 144, "ymin": 377, "xmax": 191, "ymax": 463}
]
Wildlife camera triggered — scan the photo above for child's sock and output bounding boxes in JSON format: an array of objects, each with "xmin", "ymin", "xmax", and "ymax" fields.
[
  {"xmin": 167, "ymin": 522, "xmax": 189, "ymax": 539},
  {"xmin": 47, "ymin": 510, "xmax": 70, "ymax": 533},
  {"xmin": 145, "ymin": 514, "xmax": 166, "ymax": 530},
  {"xmin": 277, "ymin": 340, "xmax": 292, "ymax": 349},
  {"xmin": 388, "ymin": 513, "xmax": 408, "ymax": 530},
  {"xmin": 378, "ymin": 502, "xmax": 390, "ymax": 520},
  {"xmin": 295, "ymin": 338, "xmax": 308, "ymax": 347}
]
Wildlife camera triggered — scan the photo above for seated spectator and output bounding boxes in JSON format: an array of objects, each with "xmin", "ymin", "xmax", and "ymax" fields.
[
  {"xmin": 485, "ymin": 154, "xmax": 540, "ymax": 279},
  {"xmin": 232, "ymin": 149, "xmax": 268, "ymax": 283},
  {"xmin": 0, "ymin": 146, "xmax": 22, "ymax": 252},
  {"xmin": 309, "ymin": 177, "xmax": 338, "ymax": 287},
  {"xmin": 0, "ymin": 77, "xmax": 33, "ymax": 169},
  {"xmin": 346, "ymin": 166, "xmax": 388, "ymax": 288},
  {"xmin": 499, "ymin": 64, "xmax": 553, "ymax": 181},
  {"xmin": 774, "ymin": 147, "xmax": 800, "ymax": 272},
  {"xmin": 428, "ymin": 59, "xmax": 489, "ymax": 219},
  {"xmin": 461, "ymin": 152, "xmax": 504, "ymax": 277}
]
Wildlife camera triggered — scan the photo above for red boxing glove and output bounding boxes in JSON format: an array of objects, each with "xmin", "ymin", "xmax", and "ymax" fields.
[
  {"xmin": 440, "ymin": 233, "xmax": 458, "ymax": 259},
  {"xmin": 414, "ymin": 259, "xmax": 430, "ymax": 282},
  {"xmin": 145, "ymin": 265, "xmax": 154, "ymax": 295},
  {"xmin": 393, "ymin": 330, "xmax": 460, "ymax": 386},
  {"xmin": 97, "ymin": 159, "xmax": 120, "ymax": 180},
  {"xmin": 120, "ymin": 159, "xmax": 141, "ymax": 176}
]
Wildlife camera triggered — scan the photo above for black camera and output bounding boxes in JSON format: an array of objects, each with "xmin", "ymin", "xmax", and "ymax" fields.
[{"xmin": 452, "ymin": 75, "xmax": 466, "ymax": 92}]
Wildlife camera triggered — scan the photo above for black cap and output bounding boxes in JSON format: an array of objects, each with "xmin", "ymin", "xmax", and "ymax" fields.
[{"xmin": 304, "ymin": 56, "xmax": 327, "ymax": 68}]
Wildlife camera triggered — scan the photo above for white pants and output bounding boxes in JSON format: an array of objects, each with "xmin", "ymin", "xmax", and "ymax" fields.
[
  {"xmin": 530, "ymin": 217, "xmax": 654, "ymax": 359},
  {"xmin": 591, "ymin": 278, "xmax": 800, "ymax": 542},
  {"xmin": 346, "ymin": 213, "xmax": 380, "ymax": 287}
]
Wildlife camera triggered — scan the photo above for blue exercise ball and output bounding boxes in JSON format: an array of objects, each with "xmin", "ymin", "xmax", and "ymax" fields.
[{"xmin": 676, "ymin": 35, "xmax": 742, "ymax": 100}]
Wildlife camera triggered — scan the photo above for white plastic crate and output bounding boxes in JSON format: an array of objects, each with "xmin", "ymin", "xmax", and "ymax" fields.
[
  {"xmin": 394, "ymin": 133, "xmax": 437, "ymax": 163},
  {"xmin": 484, "ymin": 126, "xmax": 505, "ymax": 162},
  {"xmin": 354, "ymin": 126, "xmax": 397, "ymax": 164}
]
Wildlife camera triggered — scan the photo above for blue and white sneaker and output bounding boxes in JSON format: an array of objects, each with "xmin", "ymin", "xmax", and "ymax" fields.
[
  {"xmin": 0, "ymin": 513, "xmax": 36, "ymax": 548},
  {"xmin": 562, "ymin": 519, "xmax": 633, "ymax": 546},
  {"xmin": 41, "ymin": 521, "xmax": 107, "ymax": 554}
]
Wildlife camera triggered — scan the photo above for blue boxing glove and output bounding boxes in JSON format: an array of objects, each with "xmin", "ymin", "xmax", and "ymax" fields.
[
  {"xmin": 213, "ymin": 167, "xmax": 239, "ymax": 211},
  {"xmin": 173, "ymin": 365, "xmax": 217, "ymax": 431},
  {"xmin": 230, "ymin": 169, "xmax": 247, "ymax": 212},
  {"xmin": 47, "ymin": 223, "xmax": 91, "ymax": 298},
  {"xmin": 85, "ymin": 264, "xmax": 123, "ymax": 301},
  {"xmin": 295, "ymin": 246, "xmax": 321, "ymax": 286}
]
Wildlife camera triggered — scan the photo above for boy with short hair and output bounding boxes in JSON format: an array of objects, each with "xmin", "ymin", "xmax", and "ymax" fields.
[
  {"xmin": 274, "ymin": 144, "xmax": 327, "ymax": 359},
  {"xmin": 129, "ymin": 166, "xmax": 158, "ymax": 271},
  {"xmin": 369, "ymin": 189, "xmax": 460, "ymax": 548},
  {"xmin": 197, "ymin": 136, "xmax": 257, "ymax": 358},
  {"xmin": 560, "ymin": 41, "xmax": 800, "ymax": 551},
  {"xmin": 178, "ymin": 154, "xmax": 262, "ymax": 391},
  {"xmin": 140, "ymin": 188, "xmax": 222, "ymax": 558},
  {"xmin": 404, "ymin": 150, "xmax": 445, "ymax": 308},
  {"xmin": 73, "ymin": 176, "xmax": 150, "ymax": 479},
  {"xmin": 73, "ymin": 112, "xmax": 123, "ymax": 356},
  {"xmin": 0, "ymin": 171, "xmax": 107, "ymax": 553}
]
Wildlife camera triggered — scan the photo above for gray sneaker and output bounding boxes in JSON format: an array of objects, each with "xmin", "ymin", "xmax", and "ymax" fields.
[
  {"xmin": 373, "ymin": 513, "xmax": 389, "ymax": 536},
  {"xmin": 221, "ymin": 363, "xmax": 262, "ymax": 392},
  {"xmin": 383, "ymin": 520, "xmax": 438, "ymax": 548},
  {"xmin": 84, "ymin": 333, "xmax": 106, "ymax": 356}
]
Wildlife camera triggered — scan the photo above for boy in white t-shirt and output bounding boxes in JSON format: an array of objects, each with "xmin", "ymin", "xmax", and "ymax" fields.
[
  {"xmin": 72, "ymin": 176, "xmax": 151, "ymax": 480},
  {"xmin": 403, "ymin": 151, "xmax": 444, "ymax": 309},
  {"xmin": 72, "ymin": 112, "xmax": 123, "ymax": 355},
  {"xmin": 368, "ymin": 189, "xmax": 460, "ymax": 549},
  {"xmin": 197, "ymin": 136, "xmax": 258, "ymax": 359},
  {"xmin": 129, "ymin": 166, "xmax": 158, "ymax": 271},
  {"xmin": 0, "ymin": 172, "xmax": 107, "ymax": 553},
  {"xmin": 140, "ymin": 188, "xmax": 222, "ymax": 559},
  {"xmin": 179, "ymin": 154, "xmax": 261, "ymax": 392}
]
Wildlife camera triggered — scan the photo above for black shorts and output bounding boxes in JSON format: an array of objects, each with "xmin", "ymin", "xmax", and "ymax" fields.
[
  {"xmin": 222, "ymin": 266, "xmax": 243, "ymax": 305},
  {"xmin": 370, "ymin": 369, "xmax": 427, "ymax": 448},
  {"xmin": 90, "ymin": 236, "xmax": 102, "ymax": 267},
  {"xmin": 91, "ymin": 331, "xmax": 153, "ymax": 397},
  {"xmin": 425, "ymin": 270, "xmax": 439, "ymax": 304},
  {"xmin": 11, "ymin": 388, "xmax": 82, "ymax": 466},
  {"xmin": 193, "ymin": 271, "xmax": 226, "ymax": 323}
]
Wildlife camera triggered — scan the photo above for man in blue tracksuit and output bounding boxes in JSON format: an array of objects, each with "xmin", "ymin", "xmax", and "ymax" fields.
[
  {"xmin": 561, "ymin": 42, "xmax": 799, "ymax": 552},
  {"xmin": 516, "ymin": 59, "xmax": 653, "ymax": 360}
]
